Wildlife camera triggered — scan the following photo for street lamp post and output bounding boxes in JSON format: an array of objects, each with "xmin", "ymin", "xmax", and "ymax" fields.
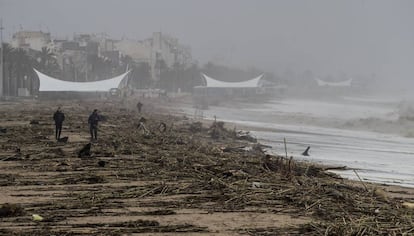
[
  {"xmin": 0, "ymin": 18, "xmax": 4, "ymax": 98},
  {"xmin": 23, "ymin": 75, "xmax": 28, "ymax": 96}
]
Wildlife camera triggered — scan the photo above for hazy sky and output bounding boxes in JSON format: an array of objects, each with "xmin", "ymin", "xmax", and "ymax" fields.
[{"xmin": 0, "ymin": 0, "xmax": 413, "ymax": 82}]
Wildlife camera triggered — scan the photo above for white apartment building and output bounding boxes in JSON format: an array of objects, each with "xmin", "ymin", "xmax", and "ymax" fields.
[
  {"xmin": 115, "ymin": 32, "xmax": 192, "ymax": 81},
  {"xmin": 11, "ymin": 31, "xmax": 51, "ymax": 51}
]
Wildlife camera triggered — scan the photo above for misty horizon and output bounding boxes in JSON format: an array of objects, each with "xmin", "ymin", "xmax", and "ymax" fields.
[{"xmin": 1, "ymin": 0, "xmax": 413, "ymax": 87}]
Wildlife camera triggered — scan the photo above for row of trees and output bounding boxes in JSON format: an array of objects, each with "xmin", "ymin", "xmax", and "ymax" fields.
[
  {"xmin": 154, "ymin": 60, "xmax": 272, "ymax": 93},
  {"xmin": 1, "ymin": 43, "xmax": 40, "ymax": 96},
  {"xmin": 1, "ymin": 43, "xmax": 125, "ymax": 96},
  {"xmin": 1, "ymin": 43, "xmax": 278, "ymax": 96},
  {"xmin": 120, "ymin": 55, "xmax": 203, "ymax": 93}
]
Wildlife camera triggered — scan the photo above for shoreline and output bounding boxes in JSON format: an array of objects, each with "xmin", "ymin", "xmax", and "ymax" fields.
[
  {"xmin": 162, "ymin": 96, "xmax": 414, "ymax": 191},
  {"xmin": 189, "ymin": 116, "xmax": 414, "ymax": 198}
]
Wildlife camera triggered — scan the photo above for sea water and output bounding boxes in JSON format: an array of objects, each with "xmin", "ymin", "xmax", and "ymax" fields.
[{"xmin": 186, "ymin": 95, "xmax": 414, "ymax": 188}]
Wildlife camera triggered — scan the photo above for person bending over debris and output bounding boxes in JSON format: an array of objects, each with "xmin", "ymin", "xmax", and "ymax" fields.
[
  {"xmin": 137, "ymin": 117, "xmax": 150, "ymax": 135},
  {"xmin": 136, "ymin": 101, "xmax": 143, "ymax": 113},
  {"xmin": 88, "ymin": 109, "xmax": 100, "ymax": 141},
  {"xmin": 53, "ymin": 107, "xmax": 65, "ymax": 140}
]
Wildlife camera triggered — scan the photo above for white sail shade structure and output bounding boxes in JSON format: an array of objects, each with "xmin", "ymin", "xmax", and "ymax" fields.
[
  {"xmin": 201, "ymin": 73, "xmax": 263, "ymax": 88},
  {"xmin": 315, "ymin": 78, "xmax": 353, "ymax": 87},
  {"xmin": 34, "ymin": 69, "xmax": 131, "ymax": 92}
]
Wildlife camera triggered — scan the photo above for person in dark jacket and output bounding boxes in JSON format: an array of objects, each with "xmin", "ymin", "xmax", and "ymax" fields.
[
  {"xmin": 88, "ymin": 109, "xmax": 100, "ymax": 140},
  {"xmin": 136, "ymin": 101, "xmax": 143, "ymax": 113},
  {"xmin": 53, "ymin": 107, "xmax": 65, "ymax": 140}
]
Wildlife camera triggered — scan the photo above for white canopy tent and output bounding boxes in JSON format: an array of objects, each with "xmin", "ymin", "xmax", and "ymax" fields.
[
  {"xmin": 201, "ymin": 74, "xmax": 263, "ymax": 88},
  {"xmin": 34, "ymin": 69, "xmax": 131, "ymax": 92},
  {"xmin": 315, "ymin": 78, "xmax": 353, "ymax": 87}
]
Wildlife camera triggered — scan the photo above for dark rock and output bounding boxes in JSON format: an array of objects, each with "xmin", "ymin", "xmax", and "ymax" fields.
[
  {"xmin": 98, "ymin": 160, "xmax": 106, "ymax": 167},
  {"xmin": 302, "ymin": 146, "xmax": 310, "ymax": 156},
  {"xmin": 58, "ymin": 136, "xmax": 69, "ymax": 143},
  {"xmin": 78, "ymin": 143, "xmax": 91, "ymax": 158},
  {"xmin": 30, "ymin": 120, "xmax": 40, "ymax": 125}
]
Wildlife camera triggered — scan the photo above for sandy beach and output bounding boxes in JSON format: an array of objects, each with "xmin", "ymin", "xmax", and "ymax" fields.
[{"xmin": 0, "ymin": 98, "xmax": 414, "ymax": 235}]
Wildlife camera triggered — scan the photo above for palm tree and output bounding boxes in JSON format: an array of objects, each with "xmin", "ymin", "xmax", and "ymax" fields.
[
  {"xmin": 2, "ymin": 44, "xmax": 59, "ymax": 95},
  {"xmin": 13, "ymin": 49, "xmax": 28, "ymax": 94},
  {"xmin": 183, "ymin": 63, "xmax": 201, "ymax": 92},
  {"xmin": 132, "ymin": 62, "xmax": 152, "ymax": 89},
  {"xmin": 120, "ymin": 55, "xmax": 134, "ymax": 71},
  {"xmin": 37, "ymin": 47, "xmax": 59, "ymax": 76},
  {"xmin": 11, "ymin": 48, "xmax": 36, "ymax": 96},
  {"xmin": 2, "ymin": 43, "xmax": 14, "ymax": 96},
  {"xmin": 156, "ymin": 59, "xmax": 170, "ymax": 89}
]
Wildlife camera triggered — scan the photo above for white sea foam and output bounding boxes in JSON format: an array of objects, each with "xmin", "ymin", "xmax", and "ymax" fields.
[{"xmin": 186, "ymin": 96, "xmax": 414, "ymax": 187}]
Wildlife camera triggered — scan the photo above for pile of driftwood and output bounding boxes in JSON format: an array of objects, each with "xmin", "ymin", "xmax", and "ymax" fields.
[
  {"xmin": 107, "ymin": 117, "xmax": 414, "ymax": 235},
  {"xmin": 94, "ymin": 117, "xmax": 414, "ymax": 235}
]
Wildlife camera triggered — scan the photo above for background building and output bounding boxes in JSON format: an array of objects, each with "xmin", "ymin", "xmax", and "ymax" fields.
[
  {"xmin": 2, "ymin": 30, "xmax": 194, "ymax": 96},
  {"xmin": 115, "ymin": 32, "xmax": 192, "ymax": 82},
  {"xmin": 11, "ymin": 31, "xmax": 51, "ymax": 51}
]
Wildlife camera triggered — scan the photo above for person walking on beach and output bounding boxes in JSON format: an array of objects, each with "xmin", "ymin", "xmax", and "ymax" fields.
[
  {"xmin": 53, "ymin": 107, "xmax": 65, "ymax": 140},
  {"xmin": 88, "ymin": 109, "xmax": 100, "ymax": 141},
  {"xmin": 136, "ymin": 101, "xmax": 143, "ymax": 113}
]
